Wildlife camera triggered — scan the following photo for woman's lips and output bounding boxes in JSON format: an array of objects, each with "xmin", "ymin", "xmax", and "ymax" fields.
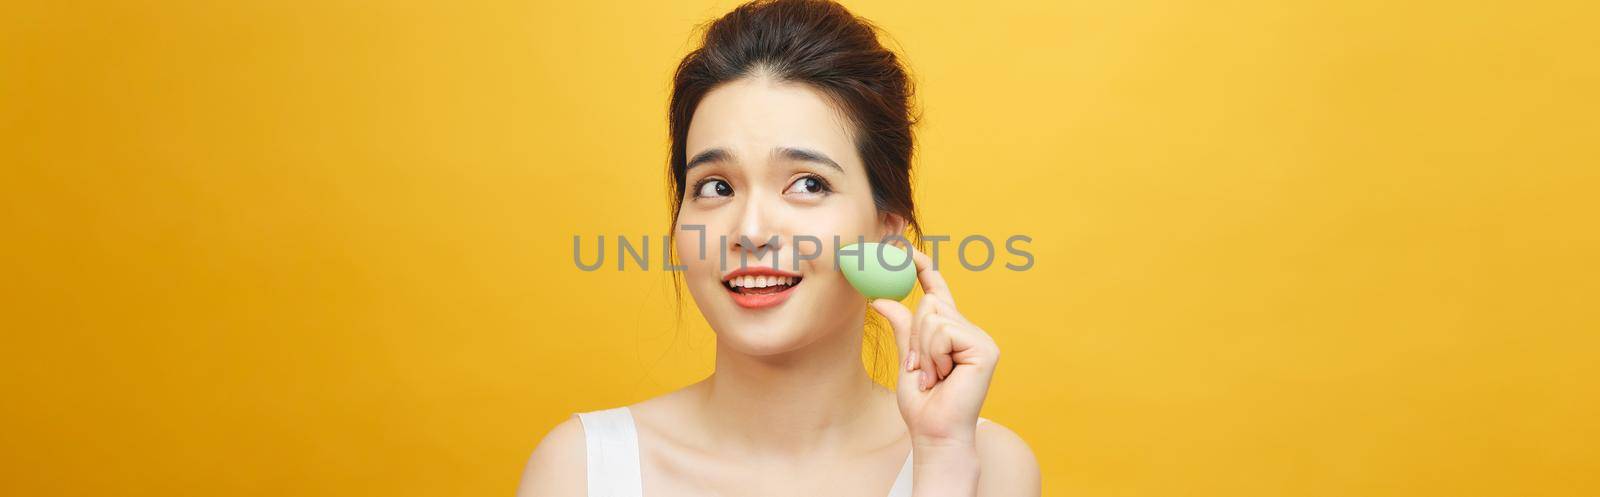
[
  {"xmin": 727, "ymin": 283, "xmax": 797, "ymax": 309},
  {"xmin": 722, "ymin": 272, "xmax": 801, "ymax": 309}
]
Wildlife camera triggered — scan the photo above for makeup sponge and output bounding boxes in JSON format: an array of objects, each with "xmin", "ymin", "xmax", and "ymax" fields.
[{"xmin": 838, "ymin": 242, "xmax": 917, "ymax": 300}]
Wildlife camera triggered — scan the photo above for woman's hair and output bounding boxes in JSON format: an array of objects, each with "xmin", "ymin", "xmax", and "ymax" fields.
[
  {"xmin": 666, "ymin": 0, "xmax": 921, "ymax": 240},
  {"xmin": 662, "ymin": 0, "xmax": 921, "ymax": 383}
]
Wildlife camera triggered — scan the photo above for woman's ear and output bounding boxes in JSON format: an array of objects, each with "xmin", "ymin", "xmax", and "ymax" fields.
[{"xmin": 878, "ymin": 212, "xmax": 909, "ymax": 242}]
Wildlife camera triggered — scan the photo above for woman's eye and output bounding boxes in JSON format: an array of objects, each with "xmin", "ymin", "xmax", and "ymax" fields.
[
  {"xmin": 696, "ymin": 179, "xmax": 733, "ymax": 198},
  {"xmin": 785, "ymin": 176, "xmax": 831, "ymax": 195}
]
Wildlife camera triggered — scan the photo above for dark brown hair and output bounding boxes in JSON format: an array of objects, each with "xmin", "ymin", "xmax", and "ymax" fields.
[{"xmin": 666, "ymin": 0, "xmax": 921, "ymax": 240}]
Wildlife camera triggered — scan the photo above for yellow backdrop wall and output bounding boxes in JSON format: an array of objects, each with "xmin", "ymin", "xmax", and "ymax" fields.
[{"xmin": 2, "ymin": 0, "xmax": 1596, "ymax": 495}]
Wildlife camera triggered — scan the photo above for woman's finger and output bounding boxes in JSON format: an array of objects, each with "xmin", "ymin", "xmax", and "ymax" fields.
[
  {"xmin": 911, "ymin": 296, "xmax": 943, "ymax": 390},
  {"xmin": 905, "ymin": 245, "xmax": 954, "ymax": 301},
  {"xmin": 869, "ymin": 298, "xmax": 914, "ymax": 368},
  {"xmin": 939, "ymin": 318, "xmax": 999, "ymax": 372},
  {"xmin": 869, "ymin": 298, "xmax": 932, "ymax": 397},
  {"xmin": 912, "ymin": 294, "xmax": 939, "ymax": 338},
  {"xmin": 922, "ymin": 290, "xmax": 967, "ymax": 324},
  {"xmin": 926, "ymin": 316, "xmax": 957, "ymax": 380}
]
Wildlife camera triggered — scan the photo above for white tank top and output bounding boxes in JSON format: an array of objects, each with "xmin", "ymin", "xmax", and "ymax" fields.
[{"xmin": 574, "ymin": 406, "xmax": 990, "ymax": 497}]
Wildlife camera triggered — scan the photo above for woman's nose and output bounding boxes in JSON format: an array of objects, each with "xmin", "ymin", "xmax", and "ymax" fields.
[{"xmin": 731, "ymin": 197, "xmax": 785, "ymax": 255}]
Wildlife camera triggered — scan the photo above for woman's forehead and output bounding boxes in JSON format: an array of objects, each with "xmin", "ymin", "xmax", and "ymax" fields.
[{"xmin": 686, "ymin": 77, "xmax": 859, "ymax": 168}]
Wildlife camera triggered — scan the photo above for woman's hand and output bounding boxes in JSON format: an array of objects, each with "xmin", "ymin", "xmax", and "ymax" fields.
[{"xmin": 871, "ymin": 245, "xmax": 1000, "ymax": 449}]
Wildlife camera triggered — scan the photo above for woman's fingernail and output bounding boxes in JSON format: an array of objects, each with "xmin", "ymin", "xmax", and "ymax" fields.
[{"xmin": 920, "ymin": 370, "xmax": 931, "ymax": 390}]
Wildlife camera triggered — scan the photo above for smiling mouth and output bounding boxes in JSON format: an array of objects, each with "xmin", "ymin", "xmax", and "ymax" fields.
[{"xmin": 723, "ymin": 275, "xmax": 802, "ymax": 295}]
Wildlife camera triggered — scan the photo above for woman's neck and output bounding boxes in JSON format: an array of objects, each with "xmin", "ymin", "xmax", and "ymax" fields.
[{"xmin": 694, "ymin": 318, "xmax": 892, "ymax": 456}]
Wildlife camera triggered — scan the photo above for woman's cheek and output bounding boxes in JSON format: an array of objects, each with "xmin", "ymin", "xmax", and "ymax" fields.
[{"xmin": 677, "ymin": 236, "xmax": 713, "ymax": 276}]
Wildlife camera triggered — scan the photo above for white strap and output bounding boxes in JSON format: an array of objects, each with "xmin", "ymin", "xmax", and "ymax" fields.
[
  {"xmin": 887, "ymin": 417, "xmax": 990, "ymax": 497},
  {"xmin": 886, "ymin": 452, "xmax": 914, "ymax": 497},
  {"xmin": 575, "ymin": 407, "xmax": 643, "ymax": 497}
]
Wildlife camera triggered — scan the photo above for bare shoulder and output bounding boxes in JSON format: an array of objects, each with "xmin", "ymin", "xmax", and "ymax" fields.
[
  {"xmin": 514, "ymin": 415, "xmax": 586, "ymax": 497},
  {"xmin": 512, "ymin": 389, "xmax": 691, "ymax": 497},
  {"xmin": 975, "ymin": 420, "xmax": 1042, "ymax": 497}
]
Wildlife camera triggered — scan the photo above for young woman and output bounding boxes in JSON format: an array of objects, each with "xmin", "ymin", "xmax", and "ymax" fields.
[{"xmin": 518, "ymin": 1, "xmax": 1039, "ymax": 496}]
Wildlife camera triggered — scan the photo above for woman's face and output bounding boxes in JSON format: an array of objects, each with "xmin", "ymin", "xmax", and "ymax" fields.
[{"xmin": 676, "ymin": 75, "xmax": 899, "ymax": 356}]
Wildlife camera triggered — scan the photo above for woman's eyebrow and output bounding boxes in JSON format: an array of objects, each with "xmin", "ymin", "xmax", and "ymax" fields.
[
  {"xmin": 773, "ymin": 147, "xmax": 843, "ymax": 173},
  {"xmin": 685, "ymin": 147, "xmax": 845, "ymax": 173},
  {"xmin": 685, "ymin": 148, "xmax": 730, "ymax": 170}
]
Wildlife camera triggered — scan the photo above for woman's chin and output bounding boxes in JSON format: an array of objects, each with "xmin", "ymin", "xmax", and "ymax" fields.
[{"xmin": 711, "ymin": 326, "xmax": 819, "ymax": 357}]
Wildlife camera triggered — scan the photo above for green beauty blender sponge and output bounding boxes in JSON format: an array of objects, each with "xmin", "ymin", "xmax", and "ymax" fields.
[{"xmin": 838, "ymin": 242, "xmax": 917, "ymax": 300}]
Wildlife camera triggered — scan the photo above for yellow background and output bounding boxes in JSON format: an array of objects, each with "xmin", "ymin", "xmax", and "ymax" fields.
[{"xmin": 3, "ymin": 0, "xmax": 1596, "ymax": 495}]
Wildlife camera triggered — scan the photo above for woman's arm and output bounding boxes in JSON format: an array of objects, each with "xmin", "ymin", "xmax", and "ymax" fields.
[{"xmin": 870, "ymin": 246, "xmax": 1038, "ymax": 497}]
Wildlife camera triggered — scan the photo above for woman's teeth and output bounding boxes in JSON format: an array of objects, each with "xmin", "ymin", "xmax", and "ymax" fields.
[{"xmin": 727, "ymin": 275, "xmax": 799, "ymax": 292}]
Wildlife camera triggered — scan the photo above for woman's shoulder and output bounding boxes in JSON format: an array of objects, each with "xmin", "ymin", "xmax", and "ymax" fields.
[
  {"xmin": 974, "ymin": 419, "xmax": 1042, "ymax": 496},
  {"xmin": 514, "ymin": 412, "xmax": 587, "ymax": 497},
  {"xmin": 513, "ymin": 397, "xmax": 667, "ymax": 497}
]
